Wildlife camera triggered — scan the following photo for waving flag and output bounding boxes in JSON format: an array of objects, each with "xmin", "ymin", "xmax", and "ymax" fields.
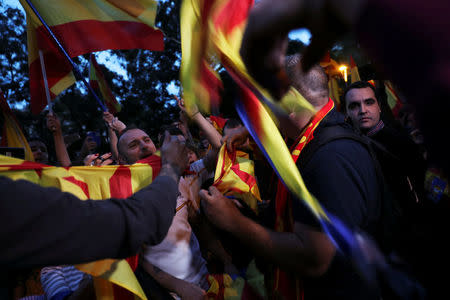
[
  {"xmin": 19, "ymin": 0, "xmax": 164, "ymax": 114},
  {"xmin": 180, "ymin": 0, "xmax": 223, "ymax": 114},
  {"xmin": 0, "ymin": 89, "xmax": 34, "ymax": 162},
  {"xmin": 89, "ymin": 54, "xmax": 121, "ymax": 114},
  {"xmin": 350, "ymin": 55, "xmax": 361, "ymax": 83},
  {"xmin": 180, "ymin": 1, "xmax": 381, "ymax": 297},
  {"xmin": 0, "ymin": 153, "xmax": 162, "ymax": 300}
]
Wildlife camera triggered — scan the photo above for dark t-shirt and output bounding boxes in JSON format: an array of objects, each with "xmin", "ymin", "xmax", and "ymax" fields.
[{"xmin": 292, "ymin": 110, "xmax": 381, "ymax": 299}]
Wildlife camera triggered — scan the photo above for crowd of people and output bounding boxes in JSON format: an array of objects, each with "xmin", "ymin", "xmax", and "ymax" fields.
[{"xmin": 2, "ymin": 0, "xmax": 449, "ymax": 299}]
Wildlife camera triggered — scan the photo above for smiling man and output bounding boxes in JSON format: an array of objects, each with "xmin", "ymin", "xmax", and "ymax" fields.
[{"xmin": 117, "ymin": 127, "xmax": 157, "ymax": 164}]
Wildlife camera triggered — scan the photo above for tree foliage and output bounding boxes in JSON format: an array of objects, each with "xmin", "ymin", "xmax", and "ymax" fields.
[{"xmin": 0, "ymin": 0, "xmax": 183, "ymax": 160}]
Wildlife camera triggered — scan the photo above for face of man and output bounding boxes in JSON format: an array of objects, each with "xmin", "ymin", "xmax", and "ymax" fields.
[
  {"xmin": 345, "ymin": 87, "xmax": 381, "ymax": 131},
  {"xmin": 29, "ymin": 140, "xmax": 49, "ymax": 164},
  {"xmin": 118, "ymin": 129, "xmax": 156, "ymax": 164}
]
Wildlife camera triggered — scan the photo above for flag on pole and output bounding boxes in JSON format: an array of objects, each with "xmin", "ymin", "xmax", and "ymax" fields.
[
  {"xmin": 350, "ymin": 55, "xmax": 361, "ymax": 83},
  {"xmin": 19, "ymin": 0, "xmax": 164, "ymax": 114},
  {"xmin": 0, "ymin": 89, "xmax": 35, "ymax": 162},
  {"xmin": 89, "ymin": 54, "xmax": 121, "ymax": 114},
  {"xmin": 0, "ymin": 153, "xmax": 162, "ymax": 300}
]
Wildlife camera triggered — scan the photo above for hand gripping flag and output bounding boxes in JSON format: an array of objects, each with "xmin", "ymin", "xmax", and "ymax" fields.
[
  {"xmin": 19, "ymin": 0, "xmax": 164, "ymax": 114},
  {"xmin": 0, "ymin": 89, "xmax": 35, "ymax": 162},
  {"xmin": 0, "ymin": 153, "xmax": 162, "ymax": 300},
  {"xmin": 89, "ymin": 54, "xmax": 121, "ymax": 114}
]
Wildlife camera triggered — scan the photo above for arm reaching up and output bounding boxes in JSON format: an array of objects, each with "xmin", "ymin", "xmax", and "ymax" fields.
[{"xmin": 46, "ymin": 113, "xmax": 71, "ymax": 167}]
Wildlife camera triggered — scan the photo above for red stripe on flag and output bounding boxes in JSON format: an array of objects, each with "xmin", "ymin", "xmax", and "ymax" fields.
[
  {"xmin": 29, "ymin": 51, "xmax": 72, "ymax": 114},
  {"xmin": 63, "ymin": 176, "xmax": 90, "ymax": 198},
  {"xmin": 200, "ymin": 61, "xmax": 223, "ymax": 108},
  {"xmin": 350, "ymin": 55, "xmax": 357, "ymax": 68},
  {"xmin": 108, "ymin": 165, "xmax": 139, "ymax": 299},
  {"xmin": 36, "ymin": 20, "xmax": 164, "ymax": 57},
  {"xmin": 231, "ymin": 163, "xmax": 256, "ymax": 190},
  {"xmin": 213, "ymin": 0, "xmax": 253, "ymax": 35},
  {"xmin": 109, "ymin": 165, "xmax": 133, "ymax": 198}
]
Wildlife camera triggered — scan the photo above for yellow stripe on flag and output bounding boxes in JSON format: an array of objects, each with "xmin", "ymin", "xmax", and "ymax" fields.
[{"xmin": 0, "ymin": 154, "xmax": 160, "ymax": 300}]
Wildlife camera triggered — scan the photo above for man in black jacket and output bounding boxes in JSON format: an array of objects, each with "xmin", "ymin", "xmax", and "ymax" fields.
[{"xmin": 0, "ymin": 131, "xmax": 189, "ymax": 269}]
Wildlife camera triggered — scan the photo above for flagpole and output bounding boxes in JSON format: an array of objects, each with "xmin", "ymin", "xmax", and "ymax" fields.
[
  {"xmin": 38, "ymin": 50, "xmax": 53, "ymax": 115},
  {"xmin": 24, "ymin": 0, "xmax": 107, "ymax": 112}
]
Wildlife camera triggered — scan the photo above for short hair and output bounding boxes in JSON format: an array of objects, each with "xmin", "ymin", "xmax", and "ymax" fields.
[
  {"xmin": 117, "ymin": 125, "xmax": 141, "ymax": 156},
  {"xmin": 343, "ymin": 81, "xmax": 378, "ymax": 103},
  {"xmin": 285, "ymin": 54, "xmax": 329, "ymax": 107}
]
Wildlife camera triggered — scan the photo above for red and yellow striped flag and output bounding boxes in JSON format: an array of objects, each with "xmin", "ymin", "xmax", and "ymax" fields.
[
  {"xmin": 19, "ymin": 0, "xmax": 164, "ymax": 114},
  {"xmin": 0, "ymin": 89, "xmax": 34, "ymax": 162},
  {"xmin": 89, "ymin": 54, "xmax": 121, "ymax": 114},
  {"xmin": 213, "ymin": 144, "xmax": 261, "ymax": 212},
  {"xmin": 350, "ymin": 55, "xmax": 361, "ymax": 83},
  {"xmin": 385, "ymin": 80, "xmax": 403, "ymax": 118},
  {"xmin": 180, "ymin": 0, "xmax": 223, "ymax": 114},
  {"xmin": 0, "ymin": 153, "xmax": 162, "ymax": 300}
]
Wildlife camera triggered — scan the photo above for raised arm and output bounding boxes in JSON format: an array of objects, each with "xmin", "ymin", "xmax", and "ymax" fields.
[{"xmin": 46, "ymin": 113, "xmax": 72, "ymax": 167}]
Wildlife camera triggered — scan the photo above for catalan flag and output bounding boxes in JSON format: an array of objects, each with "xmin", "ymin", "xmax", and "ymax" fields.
[
  {"xmin": 180, "ymin": 0, "xmax": 223, "ymax": 115},
  {"xmin": 213, "ymin": 144, "xmax": 261, "ymax": 212},
  {"xmin": 350, "ymin": 55, "xmax": 361, "ymax": 83},
  {"xmin": 0, "ymin": 89, "xmax": 35, "ymax": 162},
  {"xmin": 19, "ymin": 0, "xmax": 164, "ymax": 114},
  {"xmin": 89, "ymin": 54, "xmax": 121, "ymax": 114},
  {"xmin": 0, "ymin": 153, "xmax": 162, "ymax": 300},
  {"xmin": 209, "ymin": 115, "xmax": 228, "ymax": 135},
  {"xmin": 184, "ymin": 1, "xmax": 377, "ymax": 297}
]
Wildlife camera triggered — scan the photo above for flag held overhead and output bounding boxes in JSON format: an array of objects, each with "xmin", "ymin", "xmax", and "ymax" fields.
[{"xmin": 19, "ymin": 0, "xmax": 164, "ymax": 114}]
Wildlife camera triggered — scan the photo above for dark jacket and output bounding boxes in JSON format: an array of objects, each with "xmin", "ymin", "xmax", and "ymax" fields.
[
  {"xmin": 293, "ymin": 109, "xmax": 381, "ymax": 300},
  {"xmin": 0, "ymin": 175, "xmax": 178, "ymax": 269}
]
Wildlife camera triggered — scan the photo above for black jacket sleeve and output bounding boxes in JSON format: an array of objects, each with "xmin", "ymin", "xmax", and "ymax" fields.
[{"xmin": 0, "ymin": 175, "xmax": 178, "ymax": 269}]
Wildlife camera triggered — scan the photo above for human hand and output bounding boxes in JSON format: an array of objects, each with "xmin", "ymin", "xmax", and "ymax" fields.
[
  {"xmin": 103, "ymin": 111, "xmax": 126, "ymax": 133},
  {"xmin": 175, "ymin": 95, "xmax": 199, "ymax": 118},
  {"xmin": 199, "ymin": 186, "xmax": 242, "ymax": 232},
  {"xmin": 103, "ymin": 111, "xmax": 114, "ymax": 125},
  {"xmin": 240, "ymin": 0, "xmax": 355, "ymax": 99},
  {"xmin": 221, "ymin": 126, "xmax": 249, "ymax": 153},
  {"xmin": 160, "ymin": 131, "xmax": 189, "ymax": 176},
  {"xmin": 46, "ymin": 113, "xmax": 61, "ymax": 133},
  {"xmin": 84, "ymin": 152, "xmax": 114, "ymax": 166},
  {"xmin": 176, "ymin": 281, "xmax": 207, "ymax": 300}
]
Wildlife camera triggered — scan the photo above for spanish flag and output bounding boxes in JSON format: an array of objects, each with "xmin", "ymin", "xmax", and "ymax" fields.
[
  {"xmin": 385, "ymin": 80, "xmax": 404, "ymax": 118},
  {"xmin": 0, "ymin": 89, "xmax": 34, "ymax": 162},
  {"xmin": 19, "ymin": 0, "xmax": 164, "ymax": 114},
  {"xmin": 89, "ymin": 54, "xmax": 121, "ymax": 114},
  {"xmin": 0, "ymin": 153, "xmax": 162, "ymax": 300}
]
